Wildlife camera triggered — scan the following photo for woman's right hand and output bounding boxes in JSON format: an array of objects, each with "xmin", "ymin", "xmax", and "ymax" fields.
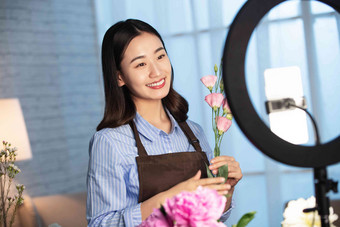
[{"xmin": 163, "ymin": 170, "xmax": 231, "ymax": 200}]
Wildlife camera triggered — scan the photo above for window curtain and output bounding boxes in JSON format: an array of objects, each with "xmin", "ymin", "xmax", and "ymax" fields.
[{"xmin": 93, "ymin": 0, "xmax": 340, "ymax": 226}]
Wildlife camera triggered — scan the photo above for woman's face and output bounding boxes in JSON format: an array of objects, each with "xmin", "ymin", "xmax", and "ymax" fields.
[{"xmin": 118, "ymin": 32, "xmax": 172, "ymax": 106}]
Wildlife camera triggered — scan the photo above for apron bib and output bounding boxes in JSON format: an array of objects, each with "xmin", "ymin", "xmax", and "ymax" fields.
[{"xmin": 129, "ymin": 120, "xmax": 210, "ymax": 203}]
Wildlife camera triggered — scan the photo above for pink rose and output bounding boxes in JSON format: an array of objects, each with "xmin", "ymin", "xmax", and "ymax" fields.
[
  {"xmin": 205, "ymin": 93, "xmax": 224, "ymax": 111},
  {"xmin": 216, "ymin": 116, "xmax": 232, "ymax": 135},
  {"xmin": 163, "ymin": 186, "xmax": 227, "ymax": 227},
  {"xmin": 200, "ymin": 75, "xmax": 218, "ymax": 91},
  {"xmin": 138, "ymin": 208, "xmax": 172, "ymax": 227}
]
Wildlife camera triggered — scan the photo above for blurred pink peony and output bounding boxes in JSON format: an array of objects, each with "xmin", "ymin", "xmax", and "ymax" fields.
[
  {"xmin": 138, "ymin": 208, "xmax": 172, "ymax": 227},
  {"xmin": 163, "ymin": 186, "xmax": 227, "ymax": 227},
  {"xmin": 205, "ymin": 93, "xmax": 224, "ymax": 111},
  {"xmin": 200, "ymin": 75, "xmax": 218, "ymax": 92},
  {"xmin": 216, "ymin": 116, "xmax": 232, "ymax": 135}
]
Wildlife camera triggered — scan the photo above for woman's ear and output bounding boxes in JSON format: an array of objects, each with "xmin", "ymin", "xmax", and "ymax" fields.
[{"xmin": 117, "ymin": 72, "xmax": 125, "ymax": 87}]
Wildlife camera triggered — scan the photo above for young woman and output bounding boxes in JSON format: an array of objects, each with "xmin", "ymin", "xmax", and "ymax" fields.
[{"xmin": 86, "ymin": 19, "xmax": 243, "ymax": 227}]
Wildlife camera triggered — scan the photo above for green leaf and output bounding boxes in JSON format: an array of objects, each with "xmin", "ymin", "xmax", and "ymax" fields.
[
  {"xmin": 205, "ymin": 163, "xmax": 214, "ymax": 178},
  {"xmin": 232, "ymin": 225, "xmax": 237, "ymax": 227},
  {"xmin": 217, "ymin": 164, "xmax": 228, "ymax": 183},
  {"xmin": 236, "ymin": 211, "xmax": 257, "ymax": 227},
  {"xmin": 160, "ymin": 205, "xmax": 167, "ymax": 216}
]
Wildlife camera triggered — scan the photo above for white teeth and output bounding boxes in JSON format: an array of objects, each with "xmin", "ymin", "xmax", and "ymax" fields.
[{"xmin": 146, "ymin": 79, "xmax": 165, "ymax": 87}]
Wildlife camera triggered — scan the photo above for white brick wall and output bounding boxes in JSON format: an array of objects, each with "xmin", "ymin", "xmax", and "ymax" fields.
[{"xmin": 0, "ymin": 0, "xmax": 103, "ymax": 197}]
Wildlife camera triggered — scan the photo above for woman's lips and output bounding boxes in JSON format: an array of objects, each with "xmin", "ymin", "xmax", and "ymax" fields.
[{"xmin": 146, "ymin": 78, "xmax": 165, "ymax": 89}]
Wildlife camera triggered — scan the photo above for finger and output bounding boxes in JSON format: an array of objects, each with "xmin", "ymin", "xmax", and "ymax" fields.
[
  {"xmin": 211, "ymin": 156, "xmax": 235, "ymax": 164},
  {"xmin": 217, "ymin": 190, "xmax": 229, "ymax": 196},
  {"xmin": 220, "ymin": 161, "xmax": 240, "ymax": 171},
  {"xmin": 227, "ymin": 165, "xmax": 242, "ymax": 175},
  {"xmin": 209, "ymin": 161, "xmax": 239, "ymax": 172},
  {"xmin": 226, "ymin": 165, "xmax": 241, "ymax": 173},
  {"xmin": 205, "ymin": 183, "xmax": 231, "ymax": 191},
  {"xmin": 210, "ymin": 159, "xmax": 240, "ymax": 170},
  {"xmin": 204, "ymin": 185, "xmax": 231, "ymax": 196},
  {"xmin": 209, "ymin": 161, "xmax": 228, "ymax": 170},
  {"xmin": 198, "ymin": 177, "xmax": 225, "ymax": 186}
]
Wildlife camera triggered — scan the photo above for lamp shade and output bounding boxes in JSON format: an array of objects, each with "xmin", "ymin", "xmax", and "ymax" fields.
[{"xmin": 0, "ymin": 98, "xmax": 32, "ymax": 161}]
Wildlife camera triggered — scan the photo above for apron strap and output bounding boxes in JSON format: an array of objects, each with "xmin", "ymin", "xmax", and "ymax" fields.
[
  {"xmin": 178, "ymin": 121, "xmax": 203, "ymax": 152},
  {"xmin": 129, "ymin": 120, "xmax": 203, "ymax": 156},
  {"xmin": 129, "ymin": 121, "xmax": 148, "ymax": 157}
]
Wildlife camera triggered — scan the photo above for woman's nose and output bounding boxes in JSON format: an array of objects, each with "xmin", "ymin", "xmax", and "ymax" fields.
[{"xmin": 149, "ymin": 62, "xmax": 162, "ymax": 77}]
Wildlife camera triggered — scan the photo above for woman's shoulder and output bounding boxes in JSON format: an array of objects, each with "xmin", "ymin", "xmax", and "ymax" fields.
[
  {"xmin": 89, "ymin": 124, "xmax": 137, "ymax": 158},
  {"xmin": 185, "ymin": 119, "xmax": 204, "ymax": 134},
  {"xmin": 91, "ymin": 124, "xmax": 134, "ymax": 144}
]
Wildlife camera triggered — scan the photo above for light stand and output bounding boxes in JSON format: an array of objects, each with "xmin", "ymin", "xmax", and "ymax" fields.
[
  {"xmin": 288, "ymin": 103, "xmax": 339, "ymax": 226},
  {"xmin": 271, "ymin": 99, "xmax": 339, "ymax": 227},
  {"xmin": 313, "ymin": 167, "xmax": 338, "ymax": 227}
]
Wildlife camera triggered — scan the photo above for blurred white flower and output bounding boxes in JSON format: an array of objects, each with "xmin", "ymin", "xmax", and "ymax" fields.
[{"xmin": 282, "ymin": 196, "xmax": 338, "ymax": 227}]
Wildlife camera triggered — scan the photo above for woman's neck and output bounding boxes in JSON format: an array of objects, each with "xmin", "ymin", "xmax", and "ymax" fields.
[{"xmin": 135, "ymin": 100, "xmax": 171, "ymax": 133}]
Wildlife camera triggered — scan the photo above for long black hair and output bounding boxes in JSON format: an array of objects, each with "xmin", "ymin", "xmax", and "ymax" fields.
[{"xmin": 97, "ymin": 19, "xmax": 188, "ymax": 131}]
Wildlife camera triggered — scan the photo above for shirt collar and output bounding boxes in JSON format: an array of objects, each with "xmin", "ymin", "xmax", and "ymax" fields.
[{"xmin": 133, "ymin": 109, "xmax": 180, "ymax": 142}]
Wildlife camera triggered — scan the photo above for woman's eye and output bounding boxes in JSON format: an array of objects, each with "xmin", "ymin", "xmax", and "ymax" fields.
[
  {"xmin": 136, "ymin": 63, "xmax": 146, "ymax": 68},
  {"xmin": 158, "ymin": 54, "xmax": 165, "ymax": 60}
]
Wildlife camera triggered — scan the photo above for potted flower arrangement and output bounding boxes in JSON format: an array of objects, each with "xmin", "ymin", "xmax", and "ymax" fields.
[{"xmin": 0, "ymin": 141, "xmax": 25, "ymax": 227}]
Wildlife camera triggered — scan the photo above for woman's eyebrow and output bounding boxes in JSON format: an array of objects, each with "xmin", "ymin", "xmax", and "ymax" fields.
[
  {"xmin": 154, "ymin": 47, "xmax": 164, "ymax": 53},
  {"xmin": 130, "ymin": 55, "xmax": 145, "ymax": 64},
  {"xmin": 130, "ymin": 47, "xmax": 165, "ymax": 64}
]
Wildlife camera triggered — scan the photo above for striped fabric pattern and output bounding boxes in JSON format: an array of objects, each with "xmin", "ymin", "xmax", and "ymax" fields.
[{"xmin": 86, "ymin": 111, "xmax": 233, "ymax": 226}]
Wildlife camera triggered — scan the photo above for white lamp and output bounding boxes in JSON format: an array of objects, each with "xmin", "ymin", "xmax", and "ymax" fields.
[{"xmin": 0, "ymin": 98, "xmax": 32, "ymax": 161}]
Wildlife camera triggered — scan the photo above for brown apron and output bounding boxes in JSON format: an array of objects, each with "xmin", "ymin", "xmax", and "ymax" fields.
[{"xmin": 129, "ymin": 120, "xmax": 210, "ymax": 203}]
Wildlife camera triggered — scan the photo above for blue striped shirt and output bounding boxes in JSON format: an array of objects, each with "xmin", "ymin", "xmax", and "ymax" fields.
[{"xmin": 86, "ymin": 111, "xmax": 233, "ymax": 226}]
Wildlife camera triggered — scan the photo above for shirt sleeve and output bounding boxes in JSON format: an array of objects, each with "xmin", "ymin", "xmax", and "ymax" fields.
[
  {"xmin": 220, "ymin": 199, "xmax": 235, "ymax": 222},
  {"xmin": 86, "ymin": 133, "xmax": 142, "ymax": 227}
]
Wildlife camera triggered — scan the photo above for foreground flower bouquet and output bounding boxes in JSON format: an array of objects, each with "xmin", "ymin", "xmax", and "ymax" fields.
[
  {"xmin": 282, "ymin": 196, "xmax": 338, "ymax": 227},
  {"xmin": 139, "ymin": 187, "xmax": 256, "ymax": 227},
  {"xmin": 139, "ymin": 186, "xmax": 228, "ymax": 227},
  {"xmin": 0, "ymin": 141, "xmax": 25, "ymax": 227}
]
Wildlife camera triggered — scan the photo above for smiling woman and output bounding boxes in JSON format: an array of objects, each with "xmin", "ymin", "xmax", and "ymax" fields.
[{"xmin": 86, "ymin": 19, "xmax": 243, "ymax": 227}]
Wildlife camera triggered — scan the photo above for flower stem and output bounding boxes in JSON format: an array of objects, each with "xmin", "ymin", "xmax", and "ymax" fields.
[
  {"xmin": 1, "ymin": 183, "xmax": 7, "ymax": 227},
  {"xmin": 9, "ymin": 193, "xmax": 22, "ymax": 227},
  {"xmin": 0, "ymin": 175, "xmax": 5, "ymax": 227},
  {"xmin": 4, "ymin": 178, "xmax": 12, "ymax": 222},
  {"xmin": 218, "ymin": 133, "xmax": 225, "ymax": 150}
]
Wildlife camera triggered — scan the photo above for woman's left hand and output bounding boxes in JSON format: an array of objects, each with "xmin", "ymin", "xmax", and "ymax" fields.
[{"xmin": 209, "ymin": 156, "xmax": 242, "ymax": 188}]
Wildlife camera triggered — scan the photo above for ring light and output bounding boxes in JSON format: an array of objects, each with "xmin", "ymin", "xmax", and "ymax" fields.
[{"xmin": 222, "ymin": 0, "xmax": 340, "ymax": 168}]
